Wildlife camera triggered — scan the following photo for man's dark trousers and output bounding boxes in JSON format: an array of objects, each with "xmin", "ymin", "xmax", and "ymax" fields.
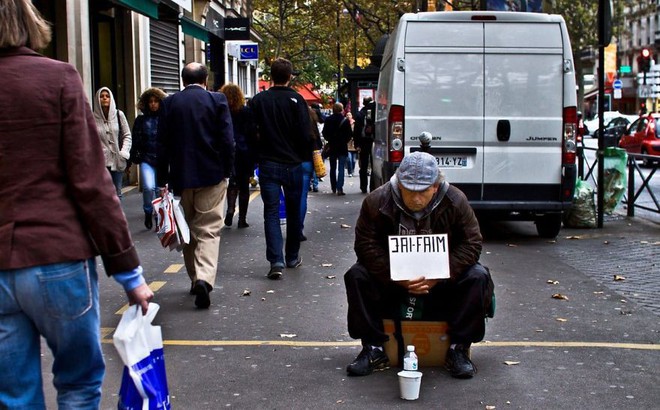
[
  {"xmin": 344, "ymin": 262, "xmax": 491, "ymax": 346},
  {"xmin": 358, "ymin": 140, "xmax": 372, "ymax": 193}
]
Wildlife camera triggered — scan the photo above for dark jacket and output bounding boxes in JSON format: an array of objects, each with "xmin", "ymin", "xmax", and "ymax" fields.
[
  {"xmin": 322, "ymin": 113, "xmax": 352, "ymax": 156},
  {"xmin": 249, "ymin": 86, "xmax": 312, "ymax": 164},
  {"xmin": 131, "ymin": 112, "xmax": 159, "ymax": 166},
  {"xmin": 354, "ymin": 176, "xmax": 482, "ymax": 284},
  {"xmin": 231, "ymin": 105, "xmax": 258, "ymax": 176},
  {"xmin": 354, "ymin": 102, "xmax": 375, "ymax": 147},
  {"xmin": 157, "ymin": 85, "xmax": 235, "ymax": 194},
  {"xmin": 0, "ymin": 47, "xmax": 139, "ymax": 274}
]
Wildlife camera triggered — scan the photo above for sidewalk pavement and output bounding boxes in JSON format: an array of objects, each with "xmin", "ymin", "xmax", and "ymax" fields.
[{"xmin": 44, "ymin": 175, "xmax": 660, "ymax": 409}]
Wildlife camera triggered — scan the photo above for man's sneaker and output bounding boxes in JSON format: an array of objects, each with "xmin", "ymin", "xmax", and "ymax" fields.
[
  {"xmin": 286, "ymin": 257, "xmax": 302, "ymax": 268},
  {"xmin": 445, "ymin": 345, "xmax": 476, "ymax": 378},
  {"xmin": 346, "ymin": 346, "xmax": 389, "ymax": 376},
  {"xmin": 267, "ymin": 266, "xmax": 283, "ymax": 280}
]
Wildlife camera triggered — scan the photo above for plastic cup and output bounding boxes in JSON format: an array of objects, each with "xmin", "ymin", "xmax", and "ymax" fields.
[{"xmin": 397, "ymin": 370, "xmax": 423, "ymax": 400}]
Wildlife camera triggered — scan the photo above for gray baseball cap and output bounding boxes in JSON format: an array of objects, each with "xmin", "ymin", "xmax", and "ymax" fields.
[{"xmin": 396, "ymin": 152, "xmax": 439, "ymax": 191}]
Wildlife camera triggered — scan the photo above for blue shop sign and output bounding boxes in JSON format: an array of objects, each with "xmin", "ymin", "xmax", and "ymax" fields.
[{"xmin": 239, "ymin": 44, "xmax": 258, "ymax": 61}]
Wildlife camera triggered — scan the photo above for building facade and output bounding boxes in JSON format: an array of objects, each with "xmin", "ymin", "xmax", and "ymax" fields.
[{"xmin": 33, "ymin": 0, "xmax": 260, "ymax": 124}]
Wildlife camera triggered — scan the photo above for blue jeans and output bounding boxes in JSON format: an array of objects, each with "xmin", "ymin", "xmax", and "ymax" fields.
[
  {"xmin": 300, "ymin": 161, "xmax": 313, "ymax": 233},
  {"xmin": 259, "ymin": 161, "xmax": 303, "ymax": 267},
  {"xmin": 346, "ymin": 152, "xmax": 357, "ymax": 175},
  {"xmin": 108, "ymin": 168, "xmax": 123, "ymax": 198},
  {"xmin": 0, "ymin": 259, "xmax": 103, "ymax": 409},
  {"xmin": 311, "ymin": 170, "xmax": 319, "ymax": 190},
  {"xmin": 140, "ymin": 162, "xmax": 158, "ymax": 214},
  {"xmin": 329, "ymin": 154, "xmax": 347, "ymax": 193}
]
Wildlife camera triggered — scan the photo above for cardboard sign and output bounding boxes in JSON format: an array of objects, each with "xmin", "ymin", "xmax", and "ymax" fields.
[{"xmin": 388, "ymin": 234, "xmax": 449, "ymax": 280}]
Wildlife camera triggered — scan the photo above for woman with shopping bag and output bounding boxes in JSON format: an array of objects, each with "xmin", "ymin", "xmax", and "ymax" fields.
[{"xmin": 0, "ymin": 2, "xmax": 153, "ymax": 408}]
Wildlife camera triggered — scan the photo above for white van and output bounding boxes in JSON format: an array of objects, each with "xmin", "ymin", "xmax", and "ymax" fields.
[{"xmin": 371, "ymin": 11, "xmax": 578, "ymax": 237}]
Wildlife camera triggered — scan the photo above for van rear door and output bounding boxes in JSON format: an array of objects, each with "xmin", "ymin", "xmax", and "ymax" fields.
[
  {"xmin": 482, "ymin": 22, "xmax": 564, "ymax": 203},
  {"xmin": 403, "ymin": 19, "xmax": 565, "ymax": 204},
  {"xmin": 403, "ymin": 21, "xmax": 485, "ymax": 200}
]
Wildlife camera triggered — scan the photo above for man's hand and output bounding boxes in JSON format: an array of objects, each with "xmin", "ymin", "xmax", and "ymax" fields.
[
  {"xmin": 126, "ymin": 283, "xmax": 154, "ymax": 315},
  {"xmin": 398, "ymin": 276, "xmax": 439, "ymax": 295}
]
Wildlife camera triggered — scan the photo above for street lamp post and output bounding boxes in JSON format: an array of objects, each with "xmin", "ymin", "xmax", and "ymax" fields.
[
  {"xmin": 336, "ymin": 4, "xmax": 341, "ymax": 101},
  {"xmin": 342, "ymin": 8, "xmax": 358, "ymax": 67}
]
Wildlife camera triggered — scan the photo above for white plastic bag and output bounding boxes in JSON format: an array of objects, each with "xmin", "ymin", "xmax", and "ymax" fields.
[
  {"xmin": 152, "ymin": 189, "xmax": 189, "ymax": 252},
  {"xmin": 113, "ymin": 303, "xmax": 170, "ymax": 410}
]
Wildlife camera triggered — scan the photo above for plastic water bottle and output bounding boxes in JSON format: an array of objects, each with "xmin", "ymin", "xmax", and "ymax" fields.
[{"xmin": 403, "ymin": 345, "xmax": 418, "ymax": 371}]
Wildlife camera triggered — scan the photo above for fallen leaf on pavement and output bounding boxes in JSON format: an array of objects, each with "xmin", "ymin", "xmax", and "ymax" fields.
[
  {"xmin": 504, "ymin": 361, "xmax": 520, "ymax": 366},
  {"xmin": 593, "ymin": 291, "xmax": 604, "ymax": 294},
  {"xmin": 326, "ymin": 275, "xmax": 336, "ymax": 279},
  {"xmin": 552, "ymin": 293, "xmax": 569, "ymax": 300},
  {"xmin": 613, "ymin": 275, "xmax": 626, "ymax": 281},
  {"xmin": 241, "ymin": 289, "xmax": 251, "ymax": 296},
  {"xmin": 321, "ymin": 263, "xmax": 333, "ymax": 267},
  {"xmin": 566, "ymin": 235, "xmax": 582, "ymax": 240},
  {"xmin": 556, "ymin": 318, "xmax": 568, "ymax": 322},
  {"xmin": 603, "ymin": 240, "xmax": 610, "ymax": 245},
  {"xmin": 266, "ymin": 290, "xmax": 275, "ymax": 294},
  {"xmin": 547, "ymin": 280, "xmax": 559, "ymax": 285},
  {"xmin": 280, "ymin": 333, "xmax": 297, "ymax": 338},
  {"xmin": 485, "ymin": 406, "xmax": 496, "ymax": 410},
  {"xmin": 340, "ymin": 224, "xmax": 351, "ymax": 229},
  {"xmin": 261, "ymin": 298, "xmax": 266, "ymax": 301}
]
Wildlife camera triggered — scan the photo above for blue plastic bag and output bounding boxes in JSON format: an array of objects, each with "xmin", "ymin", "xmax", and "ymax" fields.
[{"xmin": 113, "ymin": 303, "xmax": 170, "ymax": 410}]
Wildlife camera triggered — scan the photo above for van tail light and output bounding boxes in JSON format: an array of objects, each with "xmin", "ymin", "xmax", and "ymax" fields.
[
  {"xmin": 562, "ymin": 106, "xmax": 577, "ymax": 164},
  {"xmin": 388, "ymin": 105, "xmax": 404, "ymax": 163}
]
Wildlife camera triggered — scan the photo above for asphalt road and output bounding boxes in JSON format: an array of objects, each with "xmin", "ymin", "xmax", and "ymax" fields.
[{"xmin": 42, "ymin": 169, "xmax": 660, "ymax": 409}]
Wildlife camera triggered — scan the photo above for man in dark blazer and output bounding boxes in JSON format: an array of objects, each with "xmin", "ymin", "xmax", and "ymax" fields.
[{"xmin": 157, "ymin": 62, "xmax": 235, "ymax": 309}]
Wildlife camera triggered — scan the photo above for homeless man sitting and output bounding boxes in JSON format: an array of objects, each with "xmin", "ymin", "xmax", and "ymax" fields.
[{"xmin": 344, "ymin": 151, "xmax": 494, "ymax": 378}]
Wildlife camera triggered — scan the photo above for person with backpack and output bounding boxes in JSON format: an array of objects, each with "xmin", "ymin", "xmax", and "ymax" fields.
[{"xmin": 354, "ymin": 97, "xmax": 375, "ymax": 193}]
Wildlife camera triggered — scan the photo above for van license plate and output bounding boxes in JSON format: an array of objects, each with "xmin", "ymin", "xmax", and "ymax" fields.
[{"xmin": 434, "ymin": 156, "xmax": 467, "ymax": 168}]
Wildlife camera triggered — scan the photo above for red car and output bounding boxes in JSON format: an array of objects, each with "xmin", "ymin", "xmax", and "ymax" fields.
[{"xmin": 619, "ymin": 113, "xmax": 660, "ymax": 166}]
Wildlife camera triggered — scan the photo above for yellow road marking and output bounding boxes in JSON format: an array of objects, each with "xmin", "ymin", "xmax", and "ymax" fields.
[
  {"xmin": 249, "ymin": 190, "xmax": 260, "ymax": 202},
  {"xmin": 100, "ymin": 327, "xmax": 114, "ymax": 339},
  {"xmin": 475, "ymin": 341, "xmax": 660, "ymax": 350},
  {"xmin": 115, "ymin": 281, "xmax": 167, "ymax": 315},
  {"xmin": 164, "ymin": 264, "xmax": 184, "ymax": 273},
  {"xmin": 98, "ymin": 337, "xmax": 660, "ymax": 351}
]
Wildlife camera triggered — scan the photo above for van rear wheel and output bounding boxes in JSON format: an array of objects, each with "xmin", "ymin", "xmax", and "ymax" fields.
[{"xmin": 535, "ymin": 213, "xmax": 562, "ymax": 238}]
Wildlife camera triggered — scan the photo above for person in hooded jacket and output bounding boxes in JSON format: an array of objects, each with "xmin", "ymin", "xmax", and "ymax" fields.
[
  {"xmin": 131, "ymin": 87, "xmax": 167, "ymax": 229},
  {"xmin": 93, "ymin": 87, "xmax": 132, "ymax": 198}
]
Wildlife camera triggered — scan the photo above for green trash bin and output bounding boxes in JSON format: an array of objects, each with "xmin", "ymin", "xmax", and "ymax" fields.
[{"xmin": 602, "ymin": 147, "xmax": 628, "ymax": 214}]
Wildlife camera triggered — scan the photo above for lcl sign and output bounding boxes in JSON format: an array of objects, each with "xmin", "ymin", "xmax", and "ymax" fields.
[{"xmin": 239, "ymin": 43, "xmax": 258, "ymax": 61}]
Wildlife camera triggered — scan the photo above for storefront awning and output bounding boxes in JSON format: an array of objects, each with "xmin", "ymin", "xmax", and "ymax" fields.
[
  {"xmin": 115, "ymin": 0, "xmax": 158, "ymax": 19},
  {"xmin": 180, "ymin": 15, "xmax": 210, "ymax": 42}
]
